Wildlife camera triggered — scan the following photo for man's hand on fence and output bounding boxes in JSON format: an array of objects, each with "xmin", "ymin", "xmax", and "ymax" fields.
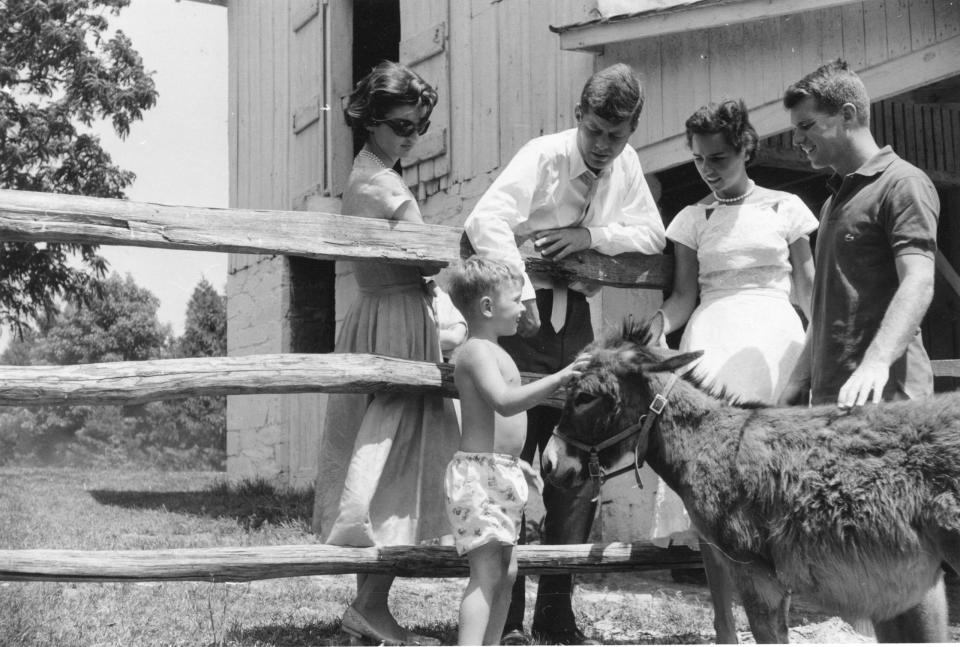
[{"xmin": 533, "ymin": 227, "xmax": 591, "ymax": 261}]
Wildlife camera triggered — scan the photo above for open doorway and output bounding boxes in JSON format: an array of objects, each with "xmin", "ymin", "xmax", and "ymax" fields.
[
  {"xmin": 284, "ymin": 1, "xmax": 400, "ymax": 356},
  {"xmin": 351, "ymin": 0, "xmax": 400, "ymax": 156}
]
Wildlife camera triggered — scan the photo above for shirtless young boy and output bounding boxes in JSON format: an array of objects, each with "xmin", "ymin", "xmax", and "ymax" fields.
[{"xmin": 444, "ymin": 256, "xmax": 585, "ymax": 646}]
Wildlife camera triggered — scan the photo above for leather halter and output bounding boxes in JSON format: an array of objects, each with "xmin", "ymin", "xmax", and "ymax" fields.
[{"xmin": 552, "ymin": 373, "xmax": 680, "ymax": 501}]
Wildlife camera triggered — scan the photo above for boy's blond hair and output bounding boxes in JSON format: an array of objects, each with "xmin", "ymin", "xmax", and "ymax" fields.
[{"xmin": 445, "ymin": 256, "xmax": 523, "ymax": 316}]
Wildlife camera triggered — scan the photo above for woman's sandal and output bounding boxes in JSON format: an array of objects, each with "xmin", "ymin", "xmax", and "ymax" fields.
[{"xmin": 340, "ymin": 606, "xmax": 440, "ymax": 646}]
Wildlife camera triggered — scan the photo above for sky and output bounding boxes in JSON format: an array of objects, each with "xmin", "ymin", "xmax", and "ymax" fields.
[{"xmin": 88, "ymin": 0, "xmax": 229, "ymax": 336}]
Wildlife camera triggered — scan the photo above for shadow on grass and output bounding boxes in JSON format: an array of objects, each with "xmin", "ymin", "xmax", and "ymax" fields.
[
  {"xmin": 227, "ymin": 620, "xmax": 340, "ymax": 646},
  {"xmin": 88, "ymin": 478, "xmax": 315, "ymax": 530},
  {"xmin": 229, "ymin": 620, "xmax": 456, "ymax": 646}
]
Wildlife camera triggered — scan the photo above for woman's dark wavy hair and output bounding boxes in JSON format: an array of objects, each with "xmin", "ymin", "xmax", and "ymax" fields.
[
  {"xmin": 344, "ymin": 60, "xmax": 438, "ymax": 138},
  {"xmin": 685, "ymin": 99, "xmax": 759, "ymax": 163}
]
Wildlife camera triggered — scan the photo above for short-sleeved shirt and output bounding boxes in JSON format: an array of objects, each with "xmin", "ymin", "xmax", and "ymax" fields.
[
  {"xmin": 809, "ymin": 146, "xmax": 939, "ymax": 404},
  {"xmin": 666, "ymin": 191, "xmax": 818, "ymax": 300},
  {"xmin": 341, "ymin": 153, "xmax": 423, "ymax": 288}
]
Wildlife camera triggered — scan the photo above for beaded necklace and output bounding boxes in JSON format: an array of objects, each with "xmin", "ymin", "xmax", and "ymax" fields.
[
  {"xmin": 358, "ymin": 147, "xmax": 390, "ymax": 169},
  {"xmin": 713, "ymin": 180, "xmax": 755, "ymax": 204}
]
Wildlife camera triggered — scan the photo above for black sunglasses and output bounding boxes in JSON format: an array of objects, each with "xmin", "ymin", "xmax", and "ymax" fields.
[{"xmin": 371, "ymin": 117, "xmax": 431, "ymax": 137}]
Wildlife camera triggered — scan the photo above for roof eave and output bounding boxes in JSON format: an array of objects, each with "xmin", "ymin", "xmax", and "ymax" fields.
[
  {"xmin": 177, "ymin": 0, "xmax": 228, "ymax": 7},
  {"xmin": 553, "ymin": 0, "xmax": 861, "ymax": 51}
]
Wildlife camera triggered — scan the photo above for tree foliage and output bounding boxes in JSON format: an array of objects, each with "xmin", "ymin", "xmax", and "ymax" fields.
[
  {"xmin": 178, "ymin": 277, "xmax": 227, "ymax": 359},
  {"xmin": 160, "ymin": 277, "xmax": 227, "ymax": 466},
  {"xmin": 8, "ymin": 272, "xmax": 172, "ymax": 366},
  {"xmin": 0, "ymin": 0, "xmax": 158, "ymax": 331},
  {"xmin": 0, "ymin": 275, "xmax": 227, "ymax": 470}
]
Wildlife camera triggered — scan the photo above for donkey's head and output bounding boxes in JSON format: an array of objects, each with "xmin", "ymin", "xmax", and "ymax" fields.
[{"xmin": 541, "ymin": 316, "xmax": 702, "ymax": 489}]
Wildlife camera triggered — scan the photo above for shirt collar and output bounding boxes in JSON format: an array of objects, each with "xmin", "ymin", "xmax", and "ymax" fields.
[
  {"xmin": 826, "ymin": 145, "xmax": 897, "ymax": 194},
  {"xmin": 566, "ymin": 128, "xmax": 612, "ymax": 182}
]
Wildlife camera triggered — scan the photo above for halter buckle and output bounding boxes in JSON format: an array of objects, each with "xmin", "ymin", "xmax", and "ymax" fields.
[
  {"xmin": 650, "ymin": 393, "xmax": 668, "ymax": 415},
  {"xmin": 588, "ymin": 451, "xmax": 603, "ymax": 480}
]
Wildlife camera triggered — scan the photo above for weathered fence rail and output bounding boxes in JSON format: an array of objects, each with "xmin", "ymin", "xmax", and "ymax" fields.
[
  {"xmin": 2, "ymin": 351, "xmax": 954, "ymax": 406},
  {"xmin": 0, "ymin": 353, "xmax": 561, "ymax": 408},
  {"xmin": 0, "ymin": 188, "xmax": 672, "ymax": 288},
  {"xmin": 0, "ymin": 542, "xmax": 701, "ymax": 583}
]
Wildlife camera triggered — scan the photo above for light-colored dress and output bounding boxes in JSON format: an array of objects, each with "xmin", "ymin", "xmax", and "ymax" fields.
[
  {"xmin": 650, "ymin": 190, "xmax": 818, "ymax": 545},
  {"xmin": 313, "ymin": 152, "xmax": 461, "ymax": 547}
]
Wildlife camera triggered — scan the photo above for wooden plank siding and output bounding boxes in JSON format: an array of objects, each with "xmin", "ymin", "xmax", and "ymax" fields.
[
  {"xmin": 227, "ymin": 1, "xmax": 323, "ymax": 483},
  {"xmin": 426, "ymin": 1, "xmax": 595, "ymax": 203},
  {"xmin": 289, "ymin": 0, "xmax": 323, "ymax": 207},
  {"xmin": 590, "ymin": 0, "xmax": 960, "ymax": 173},
  {"xmin": 466, "ymin": 0, "xmax": 502, "ymax": 177},
  {"xmin": 937, "ymin": 0, "xmax": 960, "ymax": 39},
  {"xmin": 397, "ymin": 0, "xmax": 446, "ymax": 195},
  {"xmin": 760, "ymin": 99, "xmax": 960, "ymax": 186},
  {"xmin": 228, "ymin": 1, "xmax": 293, "ymax": 271}
]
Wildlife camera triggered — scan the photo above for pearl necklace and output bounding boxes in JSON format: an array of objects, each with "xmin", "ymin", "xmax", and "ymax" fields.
[
  {"xmin": 358, "ymin": 148, "xmax": 389, "ymax": 169},
  {"xmin": 713, "ymin": 180, "xmax": 755, "ymax": 204}
]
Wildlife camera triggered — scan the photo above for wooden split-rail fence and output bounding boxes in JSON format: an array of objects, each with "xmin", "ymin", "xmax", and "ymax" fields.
[
  {"xmin": 0, "ymin": 188, "xmax": 705, "ymax": 584},
  {"xmin": 1, "ymin": 188, "xmax": 957, "ymax": 584}
]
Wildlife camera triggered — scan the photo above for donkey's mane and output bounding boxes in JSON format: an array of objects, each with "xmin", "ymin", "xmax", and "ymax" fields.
[{"xmin": 617, "ymin": 318, "xmax": 655, "ymax": 347}]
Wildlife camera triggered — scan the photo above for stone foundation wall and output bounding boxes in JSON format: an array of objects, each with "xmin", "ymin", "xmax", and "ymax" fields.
[{"xmin": 226, "ymin": 255, "xmax": 288, "ymax": 481}]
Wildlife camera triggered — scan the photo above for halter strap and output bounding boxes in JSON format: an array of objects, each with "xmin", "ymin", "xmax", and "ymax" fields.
[{"xmin": 552, "ymin": 372, "xmax": 680, "ymax": 508}]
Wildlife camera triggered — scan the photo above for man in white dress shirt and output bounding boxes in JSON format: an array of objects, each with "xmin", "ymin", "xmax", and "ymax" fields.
[{"xmin": 463, "ymin": 63, "xmax": 665, "ymax": 645}]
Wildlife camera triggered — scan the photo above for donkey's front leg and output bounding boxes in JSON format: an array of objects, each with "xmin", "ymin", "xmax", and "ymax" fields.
[
  {"xmin": 700, "ymin": 537, "xmax": 738, "ymax": 643},
  {"xmin": 732, "ymin": 562, "xmax": 790, "ymax": 643}
]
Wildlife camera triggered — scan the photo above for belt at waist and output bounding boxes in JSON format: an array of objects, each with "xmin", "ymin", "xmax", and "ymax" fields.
[
  {"xmin": 357, "ymin": 282, "xmax": 429, "ymax": 298},
  {"xmin": 699, "ymin": 287, "xmax": 791, "ymax": 304}
]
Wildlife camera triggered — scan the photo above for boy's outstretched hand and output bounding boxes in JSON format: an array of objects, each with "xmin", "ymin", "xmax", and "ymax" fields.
[{"xmin": 559, "ymin": 352, "xmax": 591, "ymax": 385}]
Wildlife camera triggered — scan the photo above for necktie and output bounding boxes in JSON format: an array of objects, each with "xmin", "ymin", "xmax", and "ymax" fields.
[{"xmin": 550, "ymin": 172, "xmax": 598, "ymax": 332}]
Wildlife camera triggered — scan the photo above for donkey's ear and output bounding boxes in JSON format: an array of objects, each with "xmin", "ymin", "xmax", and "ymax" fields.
[{"xmin": 642, "ymin": 349, "xmax": 703, "ymax": 374}]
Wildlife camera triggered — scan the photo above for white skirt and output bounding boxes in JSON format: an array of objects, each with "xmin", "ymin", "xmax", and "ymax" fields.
[{"xmin": 680, "ymin": 290, "xmax": 806, "ymax": 403}]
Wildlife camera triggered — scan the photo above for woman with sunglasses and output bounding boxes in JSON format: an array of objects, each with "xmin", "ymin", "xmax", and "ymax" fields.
[{"xmin": 313, "ymin": 60, "xmax": 457, "ymax": 646}]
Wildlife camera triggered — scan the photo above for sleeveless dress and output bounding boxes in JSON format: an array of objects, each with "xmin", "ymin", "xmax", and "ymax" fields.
[
  {"xmin": 313, "ymin": 152, "xmax": 461, "ymax": 547},
  {"xmin": 650, "ymin": 190, "xmax": 818, "ymax": 545}
]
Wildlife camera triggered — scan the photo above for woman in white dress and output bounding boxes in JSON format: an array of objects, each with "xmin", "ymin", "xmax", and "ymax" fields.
[
  {"xmin": 658, "ymin": 99, "xmax": 817, "ymax": 404},
  {"xmin": 651, "ymin": 99, "xmax": 818, "ymax": 635}
]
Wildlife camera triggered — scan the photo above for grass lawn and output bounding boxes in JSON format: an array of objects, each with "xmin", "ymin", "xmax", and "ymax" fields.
[{"xmin": 0, "ymin": 466, "xmax": 949, "ymax": 645}]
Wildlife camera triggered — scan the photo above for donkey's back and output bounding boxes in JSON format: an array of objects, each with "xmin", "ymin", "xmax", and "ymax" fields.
[{"xmin": 692, "ymin": 390, "xmax": 960, "ymax": 626}]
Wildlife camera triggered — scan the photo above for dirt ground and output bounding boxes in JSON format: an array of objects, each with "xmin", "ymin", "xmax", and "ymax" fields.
[{"xmin": 567, "ymin": 569, "xmax": 960, "ymax": 644}]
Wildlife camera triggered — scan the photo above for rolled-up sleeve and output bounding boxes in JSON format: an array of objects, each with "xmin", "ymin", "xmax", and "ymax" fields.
[
  {"xmin": 586, "ymin": 154, "xmax": 665, "ymax": 255},
  {"xmin": 464, "ymin": 143, "xmax": 545, "ymax": 301}
]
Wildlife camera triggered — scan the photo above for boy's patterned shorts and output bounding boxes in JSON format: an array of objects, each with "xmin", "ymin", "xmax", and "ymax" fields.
[{"xmin": 444, "ymin": 451, "xmax": 541, "ymax": 556}]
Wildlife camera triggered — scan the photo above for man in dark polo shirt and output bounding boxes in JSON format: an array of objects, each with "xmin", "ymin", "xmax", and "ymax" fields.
[
  {"xmin": 779, "ymin": 59, "xmax": 942, "ymax": 642},
  {"xmin": 780, "ymin": 59, "xmax": 939, "ymax": 409}
]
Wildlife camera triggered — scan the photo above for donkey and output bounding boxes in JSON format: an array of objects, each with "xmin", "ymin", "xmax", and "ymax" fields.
[{"xmin": 541, "ymin": 318, "xmax": 960, "ymax": 643}]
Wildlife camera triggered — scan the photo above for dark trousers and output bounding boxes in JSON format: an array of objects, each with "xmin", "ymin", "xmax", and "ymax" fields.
[{"xmin": 499, "ymin": 289, "xmax": 597, "ymax": 632}]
